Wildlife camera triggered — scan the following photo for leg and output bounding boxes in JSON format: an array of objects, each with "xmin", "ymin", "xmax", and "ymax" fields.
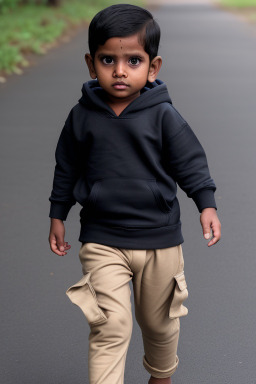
[
  {"xmin": 132, "ymin": 245, "xmax": 188, "ymax": 381},
  {"xmin": 148, "ymin": 376, "xmax": 171, "ymax": 384},
  {"xmin": 66, "ymin": 242, "xmax": 134, "ymax": 384}
]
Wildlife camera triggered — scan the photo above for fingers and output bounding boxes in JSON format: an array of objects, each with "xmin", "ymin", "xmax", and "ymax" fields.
[
  {"xmin": 55, "ymin": 233, "xmax": 66, "ymax": 255},
  {"xmin": 207, "ymin": 224, "xmax": 221, "ymax": 247},
  {"xmin": 49, "ymin": 237, "xmax": 64, "ymax": 256},
  {"xmin": 63, "ymin": 242, "xmax": 71, "ymax": 252},
  {"xmin": 203, "ymin": 225, "xmax": 212, "ymax": 240},
  {"xmin": 200, "ymin": 209, "xmax": 221, "ymax": 247},
  {"xmin": 49, "ymin": 236, "xmax": 71, "ymax": 256},
  {"xmin": 49, "ymin": 219, "xmax": 71, "ymax": 256},
  {"xmin": 207, "ymin": 234, "xmax": 220, "ymax": 247}
]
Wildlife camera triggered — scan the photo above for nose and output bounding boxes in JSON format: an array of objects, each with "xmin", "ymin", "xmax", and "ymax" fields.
[{"xmin": 113, "ymin": 61, "xmax": 127, "ymax": 78}]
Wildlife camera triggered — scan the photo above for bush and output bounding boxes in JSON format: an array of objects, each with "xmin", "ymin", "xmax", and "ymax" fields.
[
  {"xmin": 0, "ymin": 0, "xmax": 20, "ymax": 13},
  {"xmin": 0, "ymin": 0, "xmax": 144, "ymax": 75},
  {"xmin": 0, "ymin": 0, "xmax": 59, "ymax": 14}
]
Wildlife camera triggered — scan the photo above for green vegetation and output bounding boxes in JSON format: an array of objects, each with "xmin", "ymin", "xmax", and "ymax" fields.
[
  {"xmin": 218, "ymin": 0, "xmax": 256, "ymax": 27},
  {"xmin": 0, "ymin": 0, "xmax": 143, "ymax": 76},
  {"xmin": 0, "ymin": 0, "xmax": 22, "ymax": 14},
  {"xmin": 219, "ymin": 0, "xmax": 256, "ymax": 7}
]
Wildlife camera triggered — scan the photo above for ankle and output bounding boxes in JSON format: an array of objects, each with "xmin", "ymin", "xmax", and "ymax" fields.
[{"xmin": 148, "ymin": 376, "xmax": 171, "ymax": 384}]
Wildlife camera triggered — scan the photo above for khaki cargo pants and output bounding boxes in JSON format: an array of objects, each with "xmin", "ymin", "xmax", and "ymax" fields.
[{"xmin": 66, "ymin": 242, "xmax": 188, "ymax": 384}]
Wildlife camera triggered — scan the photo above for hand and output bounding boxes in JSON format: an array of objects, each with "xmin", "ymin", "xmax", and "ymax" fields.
[
  {"xmin": 49, "ymin": 218, "xmax": 71, "ymax": 256},
  {"xmin": 200, "ymin": 208, "xmax": 221, "ymax": 247}
]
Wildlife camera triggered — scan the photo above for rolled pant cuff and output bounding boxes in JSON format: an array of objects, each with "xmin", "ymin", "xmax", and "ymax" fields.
[{"xmin": 143, "ymin": 355, "xmax": 179, "ymax": 379}]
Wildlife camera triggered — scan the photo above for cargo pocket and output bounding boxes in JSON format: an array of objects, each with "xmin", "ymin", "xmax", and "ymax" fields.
[
  {"xmin": 66, "ymin": 272, "xmax": 107, "ymax": 326},
  {"xmin": 169, "ymin": 271, "xmax": 188, "ymax": 319}
]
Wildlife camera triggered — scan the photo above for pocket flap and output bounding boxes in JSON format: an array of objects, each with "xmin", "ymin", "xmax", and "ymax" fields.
[
  {"xmin": 66, "ymin": 273, "xmax": 91, "ymax": 292},
  {"xmin": 66, "ymin": 272, "xmax": 107, "ymax": 326},
  {"xmin": 174, "ymin": 271, "xmax": 187, "ymax": 291},
  {"xmin": 169, "ymin": 270, "xmax": 188, "ymax": 320}
]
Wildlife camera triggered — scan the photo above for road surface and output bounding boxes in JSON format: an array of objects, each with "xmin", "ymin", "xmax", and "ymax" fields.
[{"xmin": 1, "ymin": 2, "xmax": 256, "ymax": 383}]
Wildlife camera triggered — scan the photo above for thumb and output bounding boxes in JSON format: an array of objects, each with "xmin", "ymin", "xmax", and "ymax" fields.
[
  {"xmin": 203, "ymin": 224, "xmax": 212, "ymax": 239},
  {"xmin": 56, "ymin": 235, "xmax": 65, "ymax": 252}
]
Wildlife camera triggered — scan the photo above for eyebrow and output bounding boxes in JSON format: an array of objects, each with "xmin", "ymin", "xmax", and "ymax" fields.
[{"xmin": 97, "ymin": 52, "xmax": 145, "ymax": 58}]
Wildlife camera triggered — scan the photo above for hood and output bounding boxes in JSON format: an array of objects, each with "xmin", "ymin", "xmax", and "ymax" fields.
[{"xmin": 78, "ymin": 79, "xmax": 172, "ymax": 116}]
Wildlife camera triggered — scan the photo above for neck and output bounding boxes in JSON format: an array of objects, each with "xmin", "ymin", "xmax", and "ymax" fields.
[{"xmin": 106, "ymin": 92, "xmax": 140, "ymax": 116}]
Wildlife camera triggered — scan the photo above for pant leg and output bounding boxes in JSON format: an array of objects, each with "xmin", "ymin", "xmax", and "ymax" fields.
[
  {"xmin": 132, "ymin": 245, "xmax": 188, "ymax": 379},
  {"xmin": 66, "ymin": 242, "xmax": 134, "ymax": 384}
]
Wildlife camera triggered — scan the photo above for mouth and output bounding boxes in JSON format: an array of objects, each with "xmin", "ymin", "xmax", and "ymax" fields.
[{"xmin": 112, "ymin": 82, "xmax": 129, "ymax": 90}]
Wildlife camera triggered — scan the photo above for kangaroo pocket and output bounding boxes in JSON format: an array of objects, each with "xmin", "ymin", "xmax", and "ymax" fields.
[
  {"xmin": 169, "ymin": 271, "xmax": 189, "ymax": 319},
  {"xmin": 80, "ymin": 177, "xmax": 172, "ymax": 228}
]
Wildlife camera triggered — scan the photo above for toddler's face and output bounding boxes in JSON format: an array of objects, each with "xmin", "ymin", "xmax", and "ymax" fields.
[{"xmin": 85, "ymin": 34, "xmax": 161, "ymax": 106}]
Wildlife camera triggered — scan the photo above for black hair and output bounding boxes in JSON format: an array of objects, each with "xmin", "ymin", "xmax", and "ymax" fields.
[{"xmin": 88, "ymin": 4, "xmax": 161, "ymax": 62}]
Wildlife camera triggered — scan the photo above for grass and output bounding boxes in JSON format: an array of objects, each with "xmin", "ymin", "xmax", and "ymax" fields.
[
  {"xmin": 0, "ymin": 0, "xmax": 144, "ymax": 77},
  {"xmin": 217, "ymin": 0, "xmax": 256, "ymax": 27},
  {"xmin": 218, "ymin": 0, "xmax": 256, "ymax": 7}
]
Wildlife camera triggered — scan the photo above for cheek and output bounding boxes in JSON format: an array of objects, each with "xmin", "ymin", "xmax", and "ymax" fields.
[
  {"xmin": 137, "ymin": 63, "xmax": 150, "ymax": 75},
  {"xmin": 98, "ymin": 68, "xmax": 113, "ymax": 79},
  {"xmin": 136, "ymin": 67, "xmax": 150, "ymax": 81}
]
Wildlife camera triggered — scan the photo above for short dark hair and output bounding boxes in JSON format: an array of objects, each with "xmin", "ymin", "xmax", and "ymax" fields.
[{"xmin": 88, "ymin": 4, "xmax": 161, "ymax": 62}]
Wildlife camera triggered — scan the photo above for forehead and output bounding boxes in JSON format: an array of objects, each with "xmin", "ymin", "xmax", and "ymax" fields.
[{"xmin": 96, "ymin": 34, "xmax": 147, "ymax": 55}]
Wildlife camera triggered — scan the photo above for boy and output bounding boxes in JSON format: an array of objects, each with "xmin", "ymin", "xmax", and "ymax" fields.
[{"xmin": 49, "ymin": 4, "xmax": 221, "ymax": 384}]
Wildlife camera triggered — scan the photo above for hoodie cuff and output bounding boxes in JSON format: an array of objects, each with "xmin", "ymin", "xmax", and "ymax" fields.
[
  {"xmin": 192, "ymin": 189, "xmax": 217, "ymax": 213},
  {"xmin": 49, "ymin": 202, "xmax": 73, "ymax": 221}
]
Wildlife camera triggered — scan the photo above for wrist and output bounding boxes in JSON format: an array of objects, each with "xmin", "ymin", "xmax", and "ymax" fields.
[
  {"xmin": 201, "ymin": 207, "xmax": 216, "ymax": 213},
  {"xmin": 50, "ymin": 218, "xmax": 63, "ymax": 223}
]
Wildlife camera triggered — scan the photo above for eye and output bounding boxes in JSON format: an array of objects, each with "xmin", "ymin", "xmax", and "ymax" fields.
[
  {"xmin": 129, "ymin": 57, "xmax": 141, "ymax": 66},
  {"xmin": 102, "ymin": 56, "xmax": 114, "ymax": 65}
]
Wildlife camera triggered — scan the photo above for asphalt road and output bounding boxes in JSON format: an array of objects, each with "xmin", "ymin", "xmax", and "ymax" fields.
[{"xmin": 1, "ymin": 2, "xmax": 256, "ymax": 384}]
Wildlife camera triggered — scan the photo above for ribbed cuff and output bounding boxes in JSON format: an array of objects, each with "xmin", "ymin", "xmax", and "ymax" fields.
[
  {"xmin": 192, "ymin": 189, "xmax": 217, "ymax": 213},
  {"xmin": 49, "ymin": 202, "xmax": 73, "ymax": 220}
]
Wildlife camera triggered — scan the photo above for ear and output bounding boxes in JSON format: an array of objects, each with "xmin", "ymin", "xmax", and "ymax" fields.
[
  {"xmin": 85, "ymin": 53, "xmax": 97, "ymax": 79},
  {"xmin": 147, "ymin": 56, "xmax": 162, "ymax": 83}
]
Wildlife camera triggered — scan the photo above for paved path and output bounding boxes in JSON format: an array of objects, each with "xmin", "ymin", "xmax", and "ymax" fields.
[{"xmin": 1, "ymin": 2, "xmax": 256, "ymax": 384}]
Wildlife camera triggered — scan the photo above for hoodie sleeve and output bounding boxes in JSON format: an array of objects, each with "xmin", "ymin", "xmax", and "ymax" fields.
[
  {"xmin": 49, "ymin": 111, "xmax": 81, "ymax": 220},
  {"xmin": 162, "ymin": 107, "xmax": 217, "ymax": 213}
]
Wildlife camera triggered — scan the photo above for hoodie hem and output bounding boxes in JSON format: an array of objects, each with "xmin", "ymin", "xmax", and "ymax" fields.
[{"xmin": 78, "ymin": 222, "xmax": 184, "ymax": 250}]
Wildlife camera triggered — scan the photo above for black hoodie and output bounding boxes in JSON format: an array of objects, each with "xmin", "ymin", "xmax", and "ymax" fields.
[{"xmin": 49, "ymin": 79, "xmax": 217, "ymax": 249}]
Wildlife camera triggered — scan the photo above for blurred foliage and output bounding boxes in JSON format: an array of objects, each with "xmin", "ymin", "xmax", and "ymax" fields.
[
  {"xmin": 0, "ymin": 1, "xmax": 63, "ymax": 14},
  {"xmin": 0, "ymin": 0, "xmax": 48, "ymax": 14},
  {"xmin": 0, "ymin": 0, "xmax": 20, "ymax": 14},
  {"xmin": 219, "ymin": 0, "xmax": 256, "ymax": 6},
  {"xmin": 0, "ymin": 0, "xmax": 144, "ymax": 75}
]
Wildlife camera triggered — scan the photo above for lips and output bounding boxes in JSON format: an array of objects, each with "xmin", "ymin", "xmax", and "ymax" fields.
[{"xmin": 112, "ymin": 82, "xmax": 129, "ymax": 90}]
